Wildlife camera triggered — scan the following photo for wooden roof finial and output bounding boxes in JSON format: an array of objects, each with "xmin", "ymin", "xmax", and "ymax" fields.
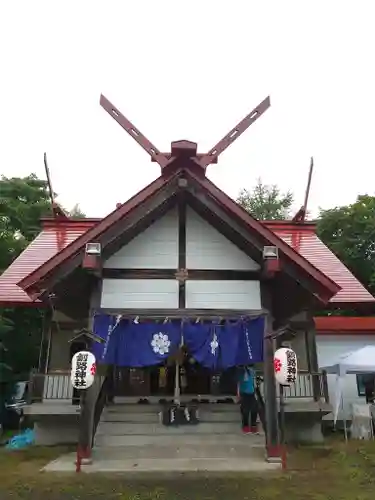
[
  {"xmin": 100, "ymin": 94, "xmax": 271, "ymax": 178},
  {"xmin": 44, "ymin": 153, "xmax": 68, "ymax": 219}
]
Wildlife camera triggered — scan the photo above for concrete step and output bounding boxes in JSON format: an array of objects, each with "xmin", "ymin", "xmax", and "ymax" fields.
[
  {"xmin": 102, "ymin": 409, "xmax": 242, "ymax": 423},
  {"xmin": 96, "ymin": 421, "xmax": 244, "ymax": 436},
  {"xmin": 95, "ymin": 432, "xmax": 265, "ymax": 448},
  {"xmin": 94, "ymin": 443, "xmax": 266, "ymax": 460},
  {"xmin": 106, "ymin": 403, "xmax": 239, "ymax": 413},
  {"xmin": 102, "ymin": 412, "xmax": 160, "ymax": 423},
  {"xmin": 45, "ymin": 453, "xmax": 278, "ymax": 473}
]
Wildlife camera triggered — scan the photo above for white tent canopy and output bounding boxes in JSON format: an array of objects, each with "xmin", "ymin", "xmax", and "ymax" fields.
[
  {"xmin": 321, "ymin": 345, "xmax": 375, "ymax": 375},
  {"xmin": 320, "ymin": 345, "xmax": 375, "ymax": 434}
]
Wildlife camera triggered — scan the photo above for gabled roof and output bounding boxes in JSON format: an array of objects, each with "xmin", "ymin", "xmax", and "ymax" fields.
[
  {"xmin": 0, "ymin": 220, "xmax": 94, "ymax": 306},
  {"xmin": 0, "ymin": 172, "xmax": 373, "ymax": 307},
  {"xmin": 14, "ymin": 170, "xmax": 340, "ymax": 304},
  {"xmin": 266, "ymin": 222, "xmax": 375, "ymax": 304}
]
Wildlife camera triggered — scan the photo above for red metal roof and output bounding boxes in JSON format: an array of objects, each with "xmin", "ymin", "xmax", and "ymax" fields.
[
  {"xmin": 0, "ymin": 220, "xmax": 94, "ymax": 306},
  {"xmin": 265, "ymin": 222, "xmax": 375, "ymax": 304},
  {"xmin": 314, "ymin": 316, "xmax": 375, "ymax": 334}
]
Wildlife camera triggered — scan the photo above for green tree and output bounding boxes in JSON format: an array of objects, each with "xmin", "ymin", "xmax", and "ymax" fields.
[
  {"xmin": 237, "ymin": 178, "xmax": 294, "ymax": 220},
  {"xmin": 0, "ymin": 174, "xmax": 85, "ymax": 373},
  {"xmin": 317, "ymin": 194, "xmax": 375, "ymax": 296},
  {"xmin": 69, "ymin": 203, "xmax": 85, "ymax": 218}
]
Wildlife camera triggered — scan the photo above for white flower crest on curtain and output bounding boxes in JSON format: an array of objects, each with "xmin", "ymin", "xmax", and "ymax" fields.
[
  {"xmin": 151, "ymin": 332, "xmax": 171, "ymax": 355},
  {"xmin": 210, "ymin": 332, "xmax": 219, "ymax": 355}
]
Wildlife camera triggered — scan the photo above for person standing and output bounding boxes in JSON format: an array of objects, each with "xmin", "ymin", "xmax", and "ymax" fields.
[{"xmin": 237, "ymin": 364, "xmax": 258, "ymax": 434}]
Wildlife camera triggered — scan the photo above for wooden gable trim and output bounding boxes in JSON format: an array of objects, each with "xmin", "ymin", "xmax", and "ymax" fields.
[
  {"xmin": 18, "ymin": 174, "xmax": 172, "ymax": 292},
  {"xmin": 184, "ymin": 173, "xmax": 339, "ymax": 302},
  {"xmin": 25, "ymin": 180, "xmax": 179, "ymax": 298},
  {"xmin": 187, "ymin": 170, "xmax": 340, "ymax": 300},
  {"xmin": 184, "ymin": 182, "xmax": 335, "ymax": 304},
  {"xmin": 19, "ymin": 167, "xmax": 339, "ymax": 304}
]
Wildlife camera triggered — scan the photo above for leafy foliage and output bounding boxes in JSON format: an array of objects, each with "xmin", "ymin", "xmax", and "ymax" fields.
[
  {"xmin": 0, "ymin": 174, "xmax": 85, "ymax": 374},
  {"xmin": 317, "ymin": 194, "xmax": 375, "ymax": 296},
  {"xmin": 237, "ymin": 178, "xmax": 294, "ymax": 220},
  {"xmin": 69, "ymin": 203, "xmax": 85, "ymax": 218}
]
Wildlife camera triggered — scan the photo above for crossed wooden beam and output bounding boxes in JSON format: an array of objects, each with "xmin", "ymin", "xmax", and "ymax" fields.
[{"xmin": 100, "ymin": 94, "xmax": 270, "ymax": 175}]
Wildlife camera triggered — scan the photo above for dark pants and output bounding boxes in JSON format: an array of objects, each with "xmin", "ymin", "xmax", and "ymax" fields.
[{"xmin": 240, "ymin": 392, "xmax": 258, "ymax": 427}]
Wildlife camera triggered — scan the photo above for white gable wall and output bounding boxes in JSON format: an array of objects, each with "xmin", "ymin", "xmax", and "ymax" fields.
[
  {"xmin": 186, "ymin": 280, "xmax": 261, "ymax": 310},
  {"xmin": 100, "ymin": 205, "xmax": 262, "ymax": 310},
  {"xmin": 186, "ymin": 207, "xmax": 259, "ymax": 270},
  {"xmin": 101, "ymin": 279, "xmax": 179, "ymax": 309},
  {"xmin": 104, "ymin": 207, "xmax": 178, "ymax": 269}
]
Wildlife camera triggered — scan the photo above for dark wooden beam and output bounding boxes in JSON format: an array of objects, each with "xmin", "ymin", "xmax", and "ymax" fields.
[
  {"xmin": 102, "ymin": 268, "xmax": 261, "ymax": 280},
  {"xmin": 32, "ymin": 181, "xmax": 179, "ymax": 296},
  {"xmin": 186, "ymin": 185, "xmax": 332, "ymax": 306},
  {"xmin": 178, "ymin": 198, "xmax": 187, "ymax": 308},
  {"xmin": 95, "ymin": 308, "xmax": 266, "ymax": 319}
]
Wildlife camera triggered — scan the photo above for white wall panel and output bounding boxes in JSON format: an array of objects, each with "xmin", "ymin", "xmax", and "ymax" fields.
[
  {"xmin": 185, "ymin": 280, "xmax": 261, "ymax": 310},
  {"xmin": 100, "ymin": 279, "xmax": 179, "ymax": 309},
  {"xmin": 186, "ymin": 207, "xmax": 259, "ymax": 270},
  {"xmin": 104, "ymin": 207, "xmax": 178, "ymax": 269},
  {"xmin": 317, "ymin": 335, "xmax": 375, "ymax": 420}
]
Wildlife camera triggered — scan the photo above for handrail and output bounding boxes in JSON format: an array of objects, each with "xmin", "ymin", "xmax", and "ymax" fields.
[
  {"xmin": 27, "ymin": 370, "xmax": 330, "ymax": 403},
  {"xmin": 92, "ymin": 374, "xmax": 112, "ymax": 446}
]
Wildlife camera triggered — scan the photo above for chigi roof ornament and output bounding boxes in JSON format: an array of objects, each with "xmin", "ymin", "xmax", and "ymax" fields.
[{"xmin": 100, "ymin": 94, "xmax": 270, "ymax": 178}]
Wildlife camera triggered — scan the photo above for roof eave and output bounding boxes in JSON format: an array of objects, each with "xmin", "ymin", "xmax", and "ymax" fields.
[{"xmin": 17, "ymin": 174, "xmax": 171, "ymax": 293}]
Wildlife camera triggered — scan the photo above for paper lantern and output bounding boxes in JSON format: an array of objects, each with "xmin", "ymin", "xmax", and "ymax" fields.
[
  {"xmin": 71, "ymin": 351, "xmax": 96, "ymax": 390},
  {"xmin": 274, "ymin": 347, "xmax": 297, "ymax": 386}
]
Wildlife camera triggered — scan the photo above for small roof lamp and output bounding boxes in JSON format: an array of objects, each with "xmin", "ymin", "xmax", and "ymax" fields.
[
  {"xmin": 262, "ymin": 245, "xmax": 281, "ymax": 274},
  {"xmin": 83, "ymin": 242, "xmax": 102, "ymax": 272}
]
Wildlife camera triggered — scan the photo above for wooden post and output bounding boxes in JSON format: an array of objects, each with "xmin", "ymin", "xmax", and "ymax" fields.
[
  {"xmin": 263, "ymin": 315, "xmax": 280, "ymax": 462},
  {"xmin": 76, "ymin": 375, "xmax": 101, "ymax": 465},
  {"xmin": 305, "ymin": 318, "xmax": 321, "ymax": 401},
  {"xmin": 76, "ymin": 311, "xmax": 97, "ymax": 466}
]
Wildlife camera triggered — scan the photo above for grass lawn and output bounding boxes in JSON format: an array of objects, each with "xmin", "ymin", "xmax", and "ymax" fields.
[{"xmin": 0, "ymin": 438, "xmax": 375, "ymax": 499}]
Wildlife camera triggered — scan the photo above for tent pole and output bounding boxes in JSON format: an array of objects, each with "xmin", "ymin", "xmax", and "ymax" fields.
[{"xmin": 342, "ymin": 394, "xmax": 348, "ymax": 442}]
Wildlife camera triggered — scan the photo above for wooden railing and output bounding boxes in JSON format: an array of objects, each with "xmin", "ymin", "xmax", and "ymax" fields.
[
  {"xmin": 27, "ymin": 371, "xmax": 329, "ymax": 403},
  {"xmin": 279, "ymin": 371, "xmax": 329, "ymax": 402},
  {"xmin": 28, "ymin": 372, "xmax": 73, "ymax": 402}
]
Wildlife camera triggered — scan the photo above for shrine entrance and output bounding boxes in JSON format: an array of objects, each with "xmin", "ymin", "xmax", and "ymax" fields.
[
  {"xmin": 112, "ymin": 352, "xmax": 238, "ymax": 401},
  {"xmin": 92, "ymin": 313, "xmax": 264, "ymax": 403}
]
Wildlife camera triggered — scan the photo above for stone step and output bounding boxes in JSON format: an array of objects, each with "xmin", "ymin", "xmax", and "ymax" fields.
[
  {"xmin": 102, "ymin": 412, "xmax": 160, "ymax": 423},
  {"xmin": 44, "ymin": 454, "xmax": 278, "ymax": 473},
  {"xmin": 96, "ymin": 422, "xmax": 244, "ymax": 436},
  {"xmin": 106, "ymin": 403, "xmax": 239, "ymax": 413},
  {"xmin": 102, "ymin": 409, "xmax": 243, "ymax": 423},
  {"xmin": 95, "ymin": 432, "xmax": 265, "ymax": 448},
  {"xmin": 93, "ymin": 443, "xmax": 266, "ymax": 460}
]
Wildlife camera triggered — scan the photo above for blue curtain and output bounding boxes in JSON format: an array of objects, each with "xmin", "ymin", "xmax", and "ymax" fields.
[
  {"xmin": 235, "ymin": 317, "xmax": 264, "ymax": 365},
  {"xmin": 92, "ymin": 314, "xmax": 122, "ymax": 365},
  {"xmin": 92, "ymin": 314, "xmax": 264, "ymax": 368},
  {"xmin": 114, "ymin": 321, "xmax": 182, "ymax": 367},
  {"xmin": 183, "ymin": 322, "xmax": 240, "ymax": 370}
]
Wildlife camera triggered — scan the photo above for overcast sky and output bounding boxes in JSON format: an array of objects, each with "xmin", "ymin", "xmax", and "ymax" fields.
[{"xmin": 1, "ymin": 1, "xmax": 374, "ymax": 218}]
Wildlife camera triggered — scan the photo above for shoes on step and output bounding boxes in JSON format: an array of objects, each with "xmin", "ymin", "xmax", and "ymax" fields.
[
  {"xmin": 242, "ymin": 426, "xmax": 251, "ymax": 434},
  {"xmin": 250, "ymin": 426, "xmax": 259, "ymax": 434}
]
